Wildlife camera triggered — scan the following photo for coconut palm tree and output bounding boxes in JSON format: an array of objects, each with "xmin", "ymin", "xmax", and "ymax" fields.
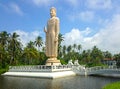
[
  {"xmin": 90, "ymin": 46, "xmax": 103, "ymax": 65},
  {"xmin": 34, "ymin": 36, "xmax": 43, "ymax": 51},
  {"xmin": 0, "ymin": 31, "xmax": 10, "ymax": 67},
  {"xmin": 0, "ymin": 44, "xmax": 6, "ymax": 68},
  {"xmin": 0, "ymin": 31, "xmax": 9, "ymax": 49},
  {"xmin": 58, "ymin": 33, "xmax": 64, "ymax": 57},
  {"xmin": 67, "ymin": 45, "xmax": 72, "ymax": 53},
  {"xmin": 77, "ymin": 44, "xmax": 82, "ymax": 53},
  {"xmin": 103, "ymin": 51, "xmax": 112, "ymax": 59},
  {"xmin": 9, "ymin": 32, "xmax": 22, "ymax": 65},
  {"xmin": 73, "ymin": 44, "xmax": 77, "ymax": 51},
  {"xmin": 58, "ymin": 33, "xmax": 64, "ymax": 45},
  {"xmin": 27, "ymin": 41, "xmax": 34, "ymax": 48},
  {"xmin": 22, "ymin": 47, "xmax": 39, "ymax": 65},
  {"xmin": 62, "ymin": 45, "xmax": 66, "ymax": 55}
]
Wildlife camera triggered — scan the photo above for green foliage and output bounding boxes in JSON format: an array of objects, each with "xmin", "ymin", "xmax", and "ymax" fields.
[
  {"xmin": 21, "ymin": 47, "xmax": 39, "ymax": 65},
  {"xmin": 103, "ymin": 51, "xmax": 112, "ymax": 58},
  {"xmin": 76, "ymin": 46, "xmax": 104, "ymax": 67},
  {"xmin": 0, "ymin": 67, "xmax": 9, "ymax": 75},
  {"xmin": 102, "ymin": 82, "xmax": 120, "ymax": 89},
  {"xmin": 63, "ymin": 52, "xmax": 80, "ymax": 63},
  {"xmin": 60, "ymin": 58, "xmax": 67, "ymax": 65},
  {"xmin": 34, "ymin": 36, "xmax": 43, "ymax": 51},
  {"xmin": 37, "ymin": 52, "xmax": 47, "ymax": 65},
  {"xmin": 8, "ymin": 32, "xmax": 22, "ymax": 65},
  {"xmin": 58, "ymin": 33, "xmax": 64, "ymax": 58},
  {"xmin": 0, "ymin": 69, "xmax": 7, "ymax": 74},
  {"xmin": 0, "ymin": 31, "xmax": 46, "ymax": 71},
  {"xmin": 86, "ymin": 62, "xmax": 106, "ymax": 67},
  {"xmin": 114, "ymin": 53, "xmax": 120, "ymax": 68}
]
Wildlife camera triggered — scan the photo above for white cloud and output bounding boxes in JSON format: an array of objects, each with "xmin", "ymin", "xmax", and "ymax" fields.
[
  {"xmin": 69, "ymin": 11, "xmax": 95, "ymax": 22},
  {"xmin": 81, "ymin": 27, "xmax": 92, "ymax": 36},
  {"xmin": 12, "ymin": 30, "xmax": 41, "ymax": 47},
  {"xmin": 63, "ymin": 29, "xmax": 83, "ymax": 45},
  {"xmin": 86, "ymin": 0, "xmax": 112, "ymax": 9},
  {"xmin": 9, "ymin": 3, "xmax": 24, "ymax": 16},
  {"xmin": 98, "ymin": 14, "xmax": 120, "ymax": 53},
  {"xmin": 62, "ymin": 28, "xmax": 92, "ymax": 46},
  {"xmin": 63, "ymin": 14, "xmax": 120, "ymax": 54},
  {"xmin": 79, "ymin": 11, "xmax": 94, "ymax": 22}
]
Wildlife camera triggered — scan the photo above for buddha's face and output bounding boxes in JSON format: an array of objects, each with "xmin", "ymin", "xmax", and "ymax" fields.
[{"xmin": 50, "ymin": 9, "xmax": 56, "ymax": 17}]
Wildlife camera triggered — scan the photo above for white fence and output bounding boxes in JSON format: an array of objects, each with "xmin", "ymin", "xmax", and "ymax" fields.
[
  {"xmin": 8, "ymin": 64, "xmax": 120, "ymax": 75},
  {"xmin": 9, "ymin": 65, "xmax": 72, "ymax": 72},
  {"xmin": 73, "ymin": 65, "xmax": 120, "ymax": 75}
]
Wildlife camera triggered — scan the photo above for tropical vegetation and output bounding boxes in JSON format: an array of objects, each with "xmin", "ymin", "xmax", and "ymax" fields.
[{"xmin": 0, "ymin": 31, "xmax": 120, "ymax": 74}]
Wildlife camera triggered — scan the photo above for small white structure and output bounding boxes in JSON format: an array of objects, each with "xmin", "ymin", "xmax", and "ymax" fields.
[
  {"xmin": 68, "ymin": 60, "xmax": 74, "ymax": 66},
  {"xmin": 74, "ymin": 60, "xmax": 79, "ymax": 66}
]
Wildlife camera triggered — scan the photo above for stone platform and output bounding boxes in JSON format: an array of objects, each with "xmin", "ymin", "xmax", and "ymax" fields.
[
  {"xmin": 46, "ymin": 58, "xmax": 61, "ymax": 65},
  {"xmin": 3, "ymin": 71, "xmax": 76, "ymax": 79},
  {"xmin": 3, "ymin": 65, "xmax": 76, "ymax": 79}
]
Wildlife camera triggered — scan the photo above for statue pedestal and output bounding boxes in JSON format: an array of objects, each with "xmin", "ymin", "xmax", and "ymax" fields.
[{"xmin": 46, "ymin": 58, "xmax": 61, "ymax": 65}]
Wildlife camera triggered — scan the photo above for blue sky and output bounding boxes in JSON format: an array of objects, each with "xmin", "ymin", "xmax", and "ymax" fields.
[{"xmin": 0, "ymin": 0, "xmax": 120, "ymax": 53}]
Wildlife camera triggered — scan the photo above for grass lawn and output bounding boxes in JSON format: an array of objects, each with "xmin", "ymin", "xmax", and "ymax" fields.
[{"xmin": 102, "ymin": 82, "xmax": 120, "ymax": 89}]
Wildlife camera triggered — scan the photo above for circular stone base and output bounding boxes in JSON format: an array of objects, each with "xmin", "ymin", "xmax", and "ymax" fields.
[{"xmin": 46, "ymin": 58, "xmax": 61, "ymax": 65}]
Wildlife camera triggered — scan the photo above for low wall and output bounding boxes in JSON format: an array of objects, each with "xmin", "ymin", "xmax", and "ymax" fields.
[
  {"xmin": 9, "ymin": 65, "xmax": 72, "ymax": 72},
  {"xmin": 3, "ymin": 65, "xmax": 75, "ymax": 79},
  {"xmin": 4, "ymin": 65, "xmax": 120, "ymax": 78}
]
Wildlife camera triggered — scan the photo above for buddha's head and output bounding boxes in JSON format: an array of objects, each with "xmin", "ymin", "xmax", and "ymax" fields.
[{"xmin": 50, "ymin": 7, "xmax": 56, "ymax": 18}]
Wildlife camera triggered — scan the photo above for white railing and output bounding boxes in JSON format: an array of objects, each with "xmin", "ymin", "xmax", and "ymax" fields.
[
  {"xmin": 8, "ymin": 64, "xmax": 120, "ymax": 75},
  {"xmin": 86, "ymin": 66, "xmax": 118, "ymax": 72},
  {"xmin": 9, "ymin": 65, "xmax": 72, "ymax": 72},
  {"xmin": 73, "ymin": 65, "xmax": 120, "ymax": 75}
]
